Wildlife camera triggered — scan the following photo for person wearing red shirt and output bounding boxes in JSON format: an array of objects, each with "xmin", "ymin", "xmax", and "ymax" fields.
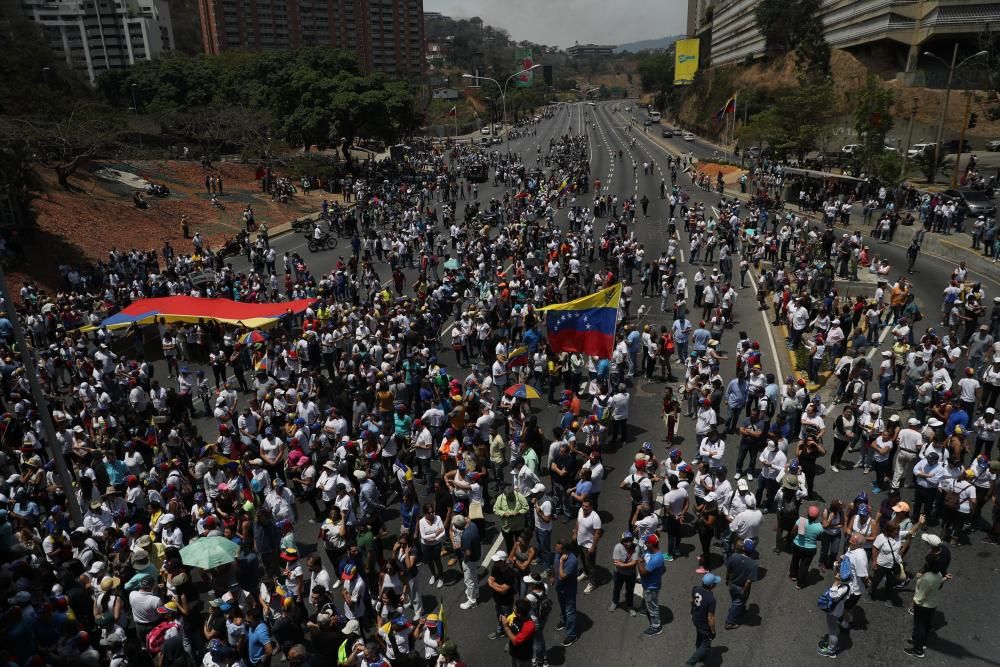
[{"xmin": 501, "ymin": 599, "xmax": 537, "ymax": 667}]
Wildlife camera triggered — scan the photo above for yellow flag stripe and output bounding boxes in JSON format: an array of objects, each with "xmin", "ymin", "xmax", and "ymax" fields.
[{"xmin": 537, "ymin": 283, "xmax": 622, "ymax": 312}]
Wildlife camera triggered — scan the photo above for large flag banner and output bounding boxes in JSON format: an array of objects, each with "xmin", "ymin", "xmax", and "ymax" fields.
[
  {"xmin": 540, "ymin": 284, "xmax": 622, "ymax": 358},
  {"xmin": 515, "ymin": 47, "xmax": 534, "ymax": 88},
  {"xmin": 95, "ymin": 295, "xmax": 316, "ymax": 330},
  {"xmin": 674, "ymin": 39, "xmax": 700, "ymax": 86}
]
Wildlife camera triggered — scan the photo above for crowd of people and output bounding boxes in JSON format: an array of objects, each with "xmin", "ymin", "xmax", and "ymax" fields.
[{"xmin": 0, "ymin": 100, "xmax": 997, "ymax": 667}]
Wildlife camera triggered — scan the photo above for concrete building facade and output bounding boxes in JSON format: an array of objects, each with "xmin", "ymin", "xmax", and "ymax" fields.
[
  {"xmin": 197, "ymin": 0, "xmax": 424, "ymax": 77},
  {"xmin": 21, "ymin": 0, "xmax": 175, "ymax": 83},
  {"xmin": 688, "ymin": 0, "xmax": 999, "ymax": 80}
]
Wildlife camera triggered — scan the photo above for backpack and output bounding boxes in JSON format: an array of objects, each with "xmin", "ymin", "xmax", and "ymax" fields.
[
  {"xmin": 629, "ymin": 475, "xmax": 644, "ymax": 506},
  {"xmin": 778, "ymin": 495, "xmax": 798, "ymax": 519},
  {"xmin": 145, "ymin": 620, "xmax": 178, "ymax": 654},
  {"xmin": 838, "ymin": 554, "xmax": 854, "ymax": 582},
  {"xmin": 816, "ymin": 589, "xmax": 836, "ymax": 611},
  {"xmin": 942, "ymin": 484, "xmax": 962, "ymax": 510}
]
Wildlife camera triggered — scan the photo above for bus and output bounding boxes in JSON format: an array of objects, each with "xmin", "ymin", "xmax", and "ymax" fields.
[{"xmin": 649, "ymin": 111, "xmax": 661, "ymax": 123}]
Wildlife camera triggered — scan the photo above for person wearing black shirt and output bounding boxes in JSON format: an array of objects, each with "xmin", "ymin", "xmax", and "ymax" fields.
[
  {"xmin": 687, "ymin": 573, "xmax": 719, "ymax": 666},
  {"xmin": 487, "ymin": 554, "xmax": 517, "ymax": 641},
  {"xmin": 549, "ymin": 442, "xmax": 578, "ymax": 518}
]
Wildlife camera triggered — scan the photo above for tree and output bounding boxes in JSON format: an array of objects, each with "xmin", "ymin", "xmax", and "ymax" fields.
[
  {"xmin": 6, "ymin": 105, "xmax": 123, "ymax": 190},
  {"xmin": 755, "ymin": 0, "xmax": 830, "ymax": 77},
  {"xmin": 793, "ymin": 0, "xmax": 831, "ymax": 80},
  {"xmin": 739, "ymin": 83, "xmax": 836, "ymax": 161},
  {"xmin": 755, "ymin": 0, "xmax": 798, "ymax": 53},
  {"xmin": 854, "ymin": 75, "xmax": 895, "ymax": 170}
]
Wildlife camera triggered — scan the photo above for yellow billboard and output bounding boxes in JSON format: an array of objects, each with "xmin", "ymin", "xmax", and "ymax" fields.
[{"xmin": 674, "ymin": 38, "xmax": 700, "ymax": 86}]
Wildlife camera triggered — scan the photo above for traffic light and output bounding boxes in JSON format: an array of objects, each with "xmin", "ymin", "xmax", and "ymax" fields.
[{"xmin": 968, "ymin": 112, "xmax": 978, "ymax": 129}]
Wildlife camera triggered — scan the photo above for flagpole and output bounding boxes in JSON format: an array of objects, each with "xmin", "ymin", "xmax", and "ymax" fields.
[{"xmin": 732, "ymin": 90, "xmax": 738, "ymax": 162}]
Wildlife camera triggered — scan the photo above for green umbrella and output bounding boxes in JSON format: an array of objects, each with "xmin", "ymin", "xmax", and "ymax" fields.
[
  {"xmin": 443, "ymin": 258, "xmax": 461, "ymax": 270},
  {"xmin": 179, "ymin": 536, "xmax": 240, "ymax": 570}
]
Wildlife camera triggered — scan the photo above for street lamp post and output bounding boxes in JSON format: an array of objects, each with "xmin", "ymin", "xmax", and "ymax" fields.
[
  {"xmin": 42, "ymin": 66, "xmax": 50, "ymax": 87},
  {"xmin": 924, "ymin": 47, "xmax": 987, "ymax": 185},
  {"xmin": 130, "ymin": 83, "xmax": 143, "ymax": 151},
  {"xmin": 463, "ymin": 64, "xmax": 541, "ymax": 154}
]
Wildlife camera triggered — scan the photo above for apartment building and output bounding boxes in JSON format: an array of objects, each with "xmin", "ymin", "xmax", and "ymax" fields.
[
  {"xmin": 21, "ymin": 0, "xmax": 175, "ymax": 83},
  {"xmin": 198, "ymin": 0, "xmax": 424, "ymax": 77}
]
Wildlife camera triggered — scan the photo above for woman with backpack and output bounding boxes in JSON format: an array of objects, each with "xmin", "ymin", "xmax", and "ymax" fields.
[{"xmin": 816, "ymin": 568, "xmax": 852, "ymax": 658}]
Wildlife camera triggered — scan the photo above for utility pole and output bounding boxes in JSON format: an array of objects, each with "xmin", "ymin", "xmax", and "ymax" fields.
[
  {"xmin": 952, "ymin": 92, "xmax": 972, "ymax": 188},
  {"xmin": 899, "ymin": 96, "xmax": 919, "ymax": 181},
  {"xmin": 0, "ymin": 267, "xmax": 82, "ymax": 525},
  {"xmin": 930, "ymin": 43, "xmax": 958, "ymax": 186}
]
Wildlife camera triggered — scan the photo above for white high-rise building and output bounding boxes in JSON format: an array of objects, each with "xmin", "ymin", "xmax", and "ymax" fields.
[{"xmin": 21, "ymin": 0, "xmax": 175, "ymax": 84}]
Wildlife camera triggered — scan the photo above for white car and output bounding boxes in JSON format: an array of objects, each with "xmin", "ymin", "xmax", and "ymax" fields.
[
  {"xmin": 841, "ymin": 144, "xmax": 861, "ymax": 154},
  {"xmin": 907, "ymin": 142, "xmax": 936, "ymax": 158},
  {"xmin": 480, "ymin": 126, "xmax": 491, "ymax": 135},
  {"xmin": 986, "ymin": 139, "xmax": 1000, "ymax": 152},
  {"xmin": 682, "ymin": 132, "xmax": 695, "ymax": 141}
]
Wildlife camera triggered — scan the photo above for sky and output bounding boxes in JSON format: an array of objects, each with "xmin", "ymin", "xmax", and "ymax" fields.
[{"xmin": 424, "ymin": 0, "xmax": 688, "ymax": 49}]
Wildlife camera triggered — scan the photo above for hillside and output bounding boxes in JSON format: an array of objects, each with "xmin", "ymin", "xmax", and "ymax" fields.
[
  {"xmin": 9, "ymin": 160, "xmax": 324, "ymax": 293},
  {"xmin": 672, "ymin": 49, "xmax": 1000, "ymax": 150},
  {"xmin": 616, "ymin": 35, "xmax": 683, "ymax": 54}
]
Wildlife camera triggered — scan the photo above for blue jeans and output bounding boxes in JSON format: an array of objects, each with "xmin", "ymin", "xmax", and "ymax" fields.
[
  {"xmin": 878, "ymin": 376, "xmax": 891, "ymax": 405},
  {"xmin": 535, "ymin": 528, "xmax": 552, "ymax": 569},
  {"xmin": 725, "ymin": 584, "xmax": 746, "ymax": 625},
  {"xmin": 557, "ymin": 590, "xmax": 577, "ymax": 640},
  {"xmin": 689, "ymin": 629, "xmax": 713, "ymax": 664},
  {"xmin": 643, "ymin": 587, "xmax": 661, "ymax": 630}
]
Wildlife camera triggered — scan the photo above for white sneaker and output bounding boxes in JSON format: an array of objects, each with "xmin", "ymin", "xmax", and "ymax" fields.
[
  {"xmin": 429, "ymin": 577, "xmax": 437, "ymax": 587},
  {"xmin": 331, "ymin": 580, "xmax": 341, "ymax": 589},
  {"xmin": 584, "ymin": 582, "xmax": 595, "ymax": 595},
  {"xmin": 831, "ymin": 465, "xmax": 839, "ymax": 473},
  {"xmin": 460, "ymin": 599, "xmax": 478, "ymax": 610},
  {"xmin": 577, "ymin": 572, "xmax": 588, "ymax": 581},
  {"xmin": 436, "ymin": 578, "xmax": 444, "ymax": 589}
]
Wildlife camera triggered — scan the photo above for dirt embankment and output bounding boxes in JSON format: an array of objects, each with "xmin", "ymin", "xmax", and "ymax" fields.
[{"xmin": 10, "ymin": 160, "xmax": 327, "ymax": 294}]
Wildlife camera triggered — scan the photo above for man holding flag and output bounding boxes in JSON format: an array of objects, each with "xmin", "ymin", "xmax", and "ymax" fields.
[{"xmin": 539, "ymin": 283, "xmax": 623, "ymax": 360}]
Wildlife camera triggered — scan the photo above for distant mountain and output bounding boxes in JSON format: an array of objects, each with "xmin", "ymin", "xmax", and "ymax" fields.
[{"xmin": 615, "ymin": 35, "xmax": 684, "ymax": 53}]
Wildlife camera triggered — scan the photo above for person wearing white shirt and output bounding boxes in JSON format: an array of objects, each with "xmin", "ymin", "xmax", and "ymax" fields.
[
  {"xmin": 893, "ymin": 419, "xmax": 925, "ymax": 489},
  {"xmin": 700, "ymin": 430, "xmax": 726, "ymax": 468},
  {"xmin": 757, "ymin": 441, "xmax": 787, "ymax": 511}
]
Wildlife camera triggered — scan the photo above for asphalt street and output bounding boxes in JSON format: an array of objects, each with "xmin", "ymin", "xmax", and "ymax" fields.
[{"xmin": 153, "ymin": 102, "xmax": 1000, "ymax": 666}]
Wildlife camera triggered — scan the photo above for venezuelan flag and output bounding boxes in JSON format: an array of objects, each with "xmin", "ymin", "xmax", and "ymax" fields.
[
  {"xmin": 540, "ymin": 284, "xmax": 622, "ymax": 359},
  {"xmin": 508, "ymin": 345, "xmax": 530, "ymax": 368}
]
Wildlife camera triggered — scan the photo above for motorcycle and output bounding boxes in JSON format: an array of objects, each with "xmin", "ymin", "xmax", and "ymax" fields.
[
  {"xmin": 307, "ymin": 235, "xmax": 338, "ymax": 253},
  {"xmin": 146, "ymin": 183, "xmax": 171, "ymax": 197},
  {"xmin": 292, "ymin": 217, "xmax": 313, "ymax": 233},
  {"xmin": 219, "ymin": 231, "xmax": 248, "ymax": 258}
]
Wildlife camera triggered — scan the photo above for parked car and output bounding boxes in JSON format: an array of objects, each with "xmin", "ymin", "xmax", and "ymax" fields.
[
  {"xmin": 643, "ymin": 118, "xmax": 652, "ymax": 127},
  {"xmin": 480, "ymin": 126, "xmax": 491, "ymax": 135},
  {"xmin": 841, "ymin": 144, "xmax": 862, "ymax": 155},
  {"xmin": 986, "ymin": 139, "xmax": 1000, "ymax": 152},
  {"xmin": 907, "ymin": 142, "xmax": 936, "ymax": 158},
  {"xmin": 942, "ymin": 188, "xmax": 997, "ymax": 217},
  {"xmin": 661, "ymin": 127, "xmax": 674, "ymax": 138},
  {"xmin": 682, "ymin": 131, "xmax": 696, "ymax": 141}
]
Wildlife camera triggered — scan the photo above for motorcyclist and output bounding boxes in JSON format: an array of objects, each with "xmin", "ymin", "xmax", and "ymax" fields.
[{"xmin": 312, "ymin": 221, "xmax": 329, "ymax": 244}]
